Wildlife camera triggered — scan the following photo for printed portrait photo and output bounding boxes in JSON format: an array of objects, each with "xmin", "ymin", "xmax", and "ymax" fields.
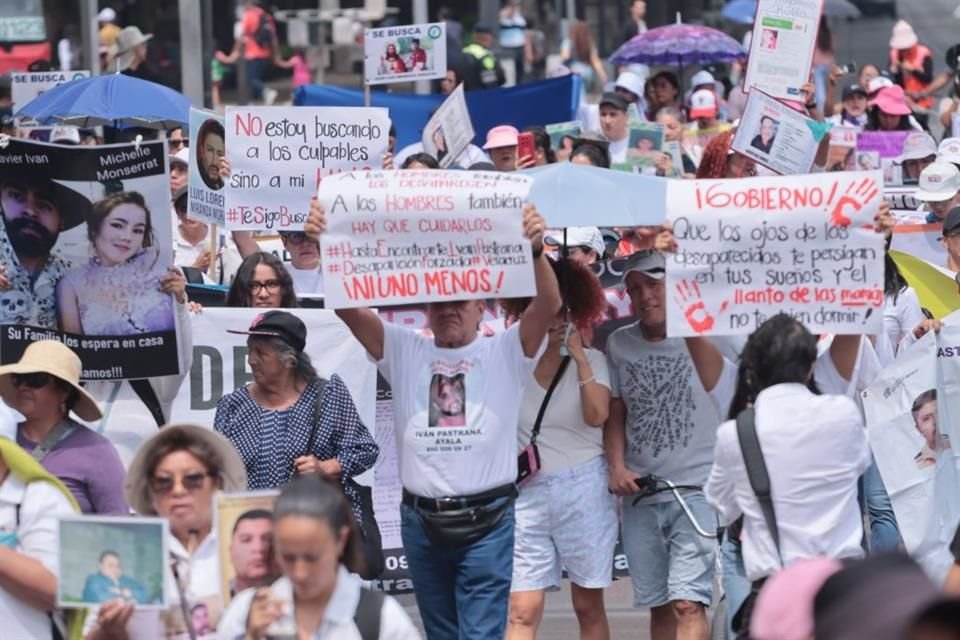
[
  {"xmin": 760, "ymin": 28, "xmax": 779, "ymax": 50},
  {"xmin": 58, "ymin": 516, "xmax": 167, "ymax": 608},
  {"xmin": 627, "ymin": 126, "xmax": 664, "ymax": 161},
  {"xmin": 911, "ymin": 389, "xmax": 951, "ymax": 469},
  {"xmin": 750, "ymin": 116, "xmax": 778, "ymax": 155},
  {"xmin": 196, "ymin": 118, "xmax": 225, "ymax": 191},
  {"xmin": 857, "ymin": 151, "xmax": 880, "ymax": 171},
  {"xmin": 215, "ymin": 491, "xmax": 281, "ymax": 605},
  {"xmin": 429, "ymin": 372, "xmax": 466, "ymax": 427}
]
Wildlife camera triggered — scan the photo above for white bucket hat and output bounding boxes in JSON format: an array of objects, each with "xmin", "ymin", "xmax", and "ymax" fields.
[
  {"xmin": 889, "ymin": 20, "xmax": 918, "ymax": 50},
  {"xmin": 0, "ymin": 340, "xmax": 102, "ymax": 421},
  {"xmin": 108, "ymin": 26, "xmax": 153, "ymax": 72}
]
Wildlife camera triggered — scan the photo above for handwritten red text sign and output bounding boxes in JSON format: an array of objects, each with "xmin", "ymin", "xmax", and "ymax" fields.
[
  {"xmin": 665, "ymin": 171, "xmax": 886, "ymax": 337},
  {"xmin": 319, "ymin": 170, "xmax": 535, "ymax": 309}
]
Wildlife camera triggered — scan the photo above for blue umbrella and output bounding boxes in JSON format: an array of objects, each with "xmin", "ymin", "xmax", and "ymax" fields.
[
  {"xmin": 721, "ymin": 0, "xmax": 861, "ymax": 24},
  {"xmin": 16, "ymin": 73, "xmax": 191, "ymax": 129},
  {"xmin": 524, "ymin": 162, "xmax": 666, "ymax": 228}
]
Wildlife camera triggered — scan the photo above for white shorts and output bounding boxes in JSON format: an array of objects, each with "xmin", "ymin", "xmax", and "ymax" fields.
[{"xmin": 511, "ymin": 455, "xmax": 619, "ymax": 592}]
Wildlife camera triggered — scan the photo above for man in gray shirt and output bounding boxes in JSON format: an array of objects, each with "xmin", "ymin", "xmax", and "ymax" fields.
[{"xmin": 605, "ymin": 250, "xmax": 736, "ymax": 640}]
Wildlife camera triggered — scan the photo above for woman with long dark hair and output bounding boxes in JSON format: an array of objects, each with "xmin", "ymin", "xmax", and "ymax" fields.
[
  {"xmin": 706, "ymin": 314, "xmax": 870, "ymax": 638},
  {"xmin": 226, "ymin": 252, "xmax": 298, "ymax": 308}
]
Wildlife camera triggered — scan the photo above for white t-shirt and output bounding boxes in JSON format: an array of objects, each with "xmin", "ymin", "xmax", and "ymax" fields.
[
  {"xmin": 377, "ymin": 321, "xmax": 543, "ymax": 497},
  {"xmin": 814, "ymin": 335, "xmax": 882, "ymax": 404},
  {"xmin": 0, "ymin": 475, "xmax": 75, "ymax": 640},
  {"xmin": 606, "ymin": 324, "xmax": 737, "ymax": 503},
  {"xmin": 218, "ymin": 569, "xmax": 420, "ymax": 639},
  {"xmin": 608, "ymin": 136, "xmax": 629, "ymax": 164},
  {"xmin": 879, "ymin": 288, "xmax": 925, "ymax": 366},
  {"xmin": 289, "ymin": 264, "xmax": 324, "ymax": 298},
  {"xmin": 85, "ymin": 532, "xmax": 223, "ymax": 639},
  {"xmin": 516, "ymin": 349, "xmax": 610, "ymax": 474}
]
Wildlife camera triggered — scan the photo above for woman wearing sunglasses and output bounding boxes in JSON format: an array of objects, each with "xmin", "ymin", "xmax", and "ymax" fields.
[
  {"xmin": 0, "ymin": 340, "xmax": 128, "ymax": 514},
  {"xmin": 85, "ymin": 423, "xmax": 247, "ymax": 640}
]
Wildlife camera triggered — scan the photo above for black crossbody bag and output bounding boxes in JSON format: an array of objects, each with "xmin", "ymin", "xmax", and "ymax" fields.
[{"xmin": 517, "ymin": 356, "xmax": 571, "ymax": 486}]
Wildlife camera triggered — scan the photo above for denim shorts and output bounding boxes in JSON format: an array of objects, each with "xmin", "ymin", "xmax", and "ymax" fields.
[
  {"xmin": 511, "ymin": 456, "xmax": 619, "ymax": 591},
  {"xmin": 621, "ymin": 493, "xmax": 717, "ymax": 608}
]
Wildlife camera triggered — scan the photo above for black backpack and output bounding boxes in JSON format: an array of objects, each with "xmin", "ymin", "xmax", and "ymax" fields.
[{"xmin": 253, "ymin": 11, "xmax": 274, "ymax": 49}]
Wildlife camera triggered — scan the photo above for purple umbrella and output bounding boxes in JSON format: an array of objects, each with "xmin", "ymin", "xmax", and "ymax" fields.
[{"xmin": 609, "ymin": 21, "xmax": 746, "ymax": 67}]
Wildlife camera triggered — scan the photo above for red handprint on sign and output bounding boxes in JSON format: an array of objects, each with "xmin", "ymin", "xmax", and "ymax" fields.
[
  {"xmin": 829, "ymin": 178, "xmax": 879, "ymax": 227},
  {"xmin": 674, "ymin": 279, "xmax": 728, "ymax": 335}
]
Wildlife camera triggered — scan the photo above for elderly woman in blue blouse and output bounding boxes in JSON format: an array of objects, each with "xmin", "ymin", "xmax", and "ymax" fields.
[
  {"xmin": 57, "ymin": 191, "xmax": 175, "ymax": 336},
  {"xmin": 213, "ymin": 311, "xmax": 379, "ymax": 545}
]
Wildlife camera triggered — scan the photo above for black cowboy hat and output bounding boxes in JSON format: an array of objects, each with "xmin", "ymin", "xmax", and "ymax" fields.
[{"xmin": 0, "ymin": 166, "xmax": 93, "ymax": 231}]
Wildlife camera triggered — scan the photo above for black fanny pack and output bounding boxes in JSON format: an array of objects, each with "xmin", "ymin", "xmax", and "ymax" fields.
[{"xmin": 404, "ymin": 484, "xmax": 518, "ymax": 548}]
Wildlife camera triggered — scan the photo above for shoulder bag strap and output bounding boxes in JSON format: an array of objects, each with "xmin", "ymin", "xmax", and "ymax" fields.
[
  {"xmin": 735, "ymin": 407, "xmax": 783, "ymax": 564},
  {"xmin": 530, "ymin": 356, "xmax": 571, "ymax": 446},
  {"xmin": 29, "ymin": 420, "xmax": 75, "ymax": 462},
  {"xmin": 305, "ymin": 377, "xmax": 329, "ymax": 455},
  {"xmin": 353, "ymin": 587, "xmax": 385, "ymax": 640}
]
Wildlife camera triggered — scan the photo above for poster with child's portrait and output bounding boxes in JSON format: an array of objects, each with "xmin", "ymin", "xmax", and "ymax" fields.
[{"xmin": 215, "ymin": 491, "xmax": 281, "ymax": 606}]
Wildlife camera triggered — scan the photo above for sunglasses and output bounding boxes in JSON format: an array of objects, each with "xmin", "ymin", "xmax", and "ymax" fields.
[
  {"xmin": 279, "ymin": 231, "xmax": 310, "ymax": 245},
  {"xmin": 11, "ymin": 372, "xmax": 52, "ymax": 389},
  {"xmin": 169, "ymin": 139, "xmax": 189, "ymax": 149},
  {"xmin": 149, "ymin": 471, "xmax": 214, "ymax": 495}
]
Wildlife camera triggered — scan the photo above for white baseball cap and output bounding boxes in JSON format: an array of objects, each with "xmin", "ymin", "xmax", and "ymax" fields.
[
  {"xmin": 690, "ymin": 70, "xmax": 716, "ymax": 89},
  {"xmin": 689, "ymin": 89, "xmax": 718, "ymax": 119},
  {"xmin": 544, "ymin": 226, "xmax": 606, "ymax": 257},
  {"xmin": 97, "ymin": 7, "xmax": 117, "ymax": 22},
  {"xmin": 614, "ymin": 72, "xmax": 644, "ymax": 100},
  {"xmin": 169, "ymin": 146, "xmax": 189, "ymax": 167},
  {"xmin": 938, "ymin": 137, "xmax": 960, "ymax": 166},
  {"xmin": 915, "ymin": 161, "xmax": 960, "ymax": 202},
  {"xmin": 900, "ymin": 132, "xmax": 937, "ymax": 162},
  {"xmin": 868, "ymin": 76, "xmax": 894, "ymax": 94},
  {"xmin": 50, "ymin": 125, "xmax": 80, "ymax": 145},
  {"xmin": 622, "ymin": 249, "xmax": 666, "ymax": 282}
]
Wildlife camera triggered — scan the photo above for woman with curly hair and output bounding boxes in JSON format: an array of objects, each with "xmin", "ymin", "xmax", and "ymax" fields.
[
  {"xmin": 226, "ymin": 252, "xmax": 299, "ymax": 308},
  {"xmin": 502, "ymin": 258, "xmax": 617, "ymax": 640},
  {"xmin": 695, "ymin": 130, "xmax": 757, "ymax": 179}
]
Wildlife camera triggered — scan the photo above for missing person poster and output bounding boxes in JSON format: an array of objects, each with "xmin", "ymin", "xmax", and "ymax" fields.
[
  {"xmin": 664, "ymin": 170, "xmax": 885, "ymax": 337},
  {"xmin": 215, "ymin": 491, "xmax": 280, "ymax": 606},
  {"xmin": 862, "ymin": 329, "xmax": 960, "ymax": 583},
  {"xmin": 624, "ymin": 122, "xmax": 666, "ymax": 173},
  {"xmin": 223, "ymin": 106, "xmax": 390, "ymax": 231},
  {"xmin": 546, "ymin": 121, "xmax": 582, "ymax": 161},
  {"xmin": 732, "ymin": 89, "xmax": 821, "ymax": 176},
  {"xmin": 318, "ymin": 169, "xmax": 536, "ymax": 309},
  {"xmin": 422, "ymin": 83, "xmax": 475, "ymax": 169},
  {"xmin": 826, "ymin": 125, "xmax": 858, "ymax": 172},
  {"xmin": 11, "ymin": 70, "xmax": 90, "ymax": 127},
  {"xmin": 744, "ymin": 0, "xmax": 824, "ymax": 100},
  {"xmin": 0, "ymin": 137, "xmax": 181, "ymax": 379},
  {"xmin": 857, "ymin": 131, "xmax": 910, "ymax": 185},
  {"xmin": 188, "ymin": 107, "xmax": 225, "ymax": 226},
  {"xmin": 364, "ymin": 22, "xmax": 447, "ymax": 85}
]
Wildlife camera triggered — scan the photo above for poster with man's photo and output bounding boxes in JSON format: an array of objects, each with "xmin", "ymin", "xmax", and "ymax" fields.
[
  {"xmin": 364, "ymin": 22, "xmax": 447, "ymax": 85},
  {"xmin": 732, "ymin": 89, "xmax": 820, "ymax": 175},
  {"xmin": 862, "ymin": 330, "xmax": 960, "ymax": 582},
  {"xmin": 0, "ymin": 137, "xmax": 181, "ymax": 380},
  {"xmin": 421, "ymin": 83, "xmax": 475, "ymax": 169},
  {"xmin": 188, "ymin": 107, "xmax": 225, "ymax": 226}
]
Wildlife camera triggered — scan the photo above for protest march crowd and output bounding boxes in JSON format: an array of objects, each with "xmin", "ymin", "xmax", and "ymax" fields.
[{"xmin": 5, "ymin": 1, "xmax": 960, "ymax": 640}]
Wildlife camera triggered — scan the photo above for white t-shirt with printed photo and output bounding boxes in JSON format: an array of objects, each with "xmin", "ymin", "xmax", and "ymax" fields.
[{"xmin": 378, "ymin": 321, "xmax": 543, "ymax": 498}]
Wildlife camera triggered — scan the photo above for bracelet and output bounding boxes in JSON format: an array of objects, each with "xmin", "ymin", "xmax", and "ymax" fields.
[{"xmin": 578, "ymin": 376, "xmax": 595, "ymax": 387}]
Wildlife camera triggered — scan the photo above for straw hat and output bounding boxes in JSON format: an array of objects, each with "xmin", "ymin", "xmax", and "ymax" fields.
[
  {"xmin": 0, "ymin": 340, "xmax": 102, "ymax": 421},
  {"xmin": 124, "ymin": 423, "xmax": 247, "ymax": 515},
  {"xmin": 109, "ymin": 26, "xmax": 153, "ymax": 72}
]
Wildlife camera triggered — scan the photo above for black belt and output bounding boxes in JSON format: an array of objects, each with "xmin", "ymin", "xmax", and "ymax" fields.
[{"xmin": 402, "ymin": 483, "xmax": 517, "ymax": 512}]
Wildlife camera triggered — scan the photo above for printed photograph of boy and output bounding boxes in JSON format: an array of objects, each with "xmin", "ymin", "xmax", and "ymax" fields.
[
  {"xmin": 912, "ymin": 389, "xmax": 951, "ymax": 469},
  {"xmin": 81, "ymin": 550, "xmax": 149, "ymax": 604}
]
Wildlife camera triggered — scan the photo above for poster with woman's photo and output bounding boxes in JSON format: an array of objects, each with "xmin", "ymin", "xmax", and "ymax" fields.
[
  {"xmin": 744, "ymin": 0, "xmax": 823, "ymax": 100},
  {"xmin": 188, "ymin": 107, "xmax": 225, "ymax": 225},
  {"xmin": 0, "ymin": 137, "xmax": 181, "ymax": 380},
  {"xmin": 827, "ymin": 125, "xmax": 858, "ymax": 172},
  {"xmin": 545, "ymin": 121, "xmax": 582, "ymax": 162},
  {"xmin": 58, "ymin": 516, "xmax": 168, "ymax": 608},
  {"xmin": 862, "ymin": 331, "xmax": 960, "ymax": 582},
  {"xmin": 421, "ymin": 83, "xmax": 474, "ymax": 169},
  {"xmin": 215, "ymin": 491, "xmax": 281, "ymax": 607},
  {"xmin": 731, "ymin": 89, "xmax": 820, "ymax": 175},
  {"xmin": 364, "ymin": 22, "xmax": 447, "ymax": 86},
  {"xmin": 857, "ymin": 131, "xmax": 909, "ymax": 186}
]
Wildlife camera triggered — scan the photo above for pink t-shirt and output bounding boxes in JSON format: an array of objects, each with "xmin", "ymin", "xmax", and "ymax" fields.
[{"xmin": 292, "ymin": 55, "xmax": 310, "ymax": 87}]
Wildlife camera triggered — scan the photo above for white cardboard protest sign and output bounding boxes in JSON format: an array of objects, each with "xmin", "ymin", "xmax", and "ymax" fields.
[
  {"xmin": 732, "ymin": 89, "xmax": 820, "ymax": 176},
  {"xmin": 11, "ymin": 70, "xmax": 90, "ymax": 126},
  {"xmin": 223, "ymin": 106, "xmax": 390, "ymax": 231},
  {"xmin": 862, "ymin": 328, "xmax": 960, "ymax": 582},
  {"xmin": 364, "ymin": 22, "xmax": 447, "ymax": 86},
  {"xmin": 188, "ymin": 107, "xmax": 226, "ymax": 225},
  {"xmin": 318, "ymin": 170, "xmax": 535, "ymax": 309},
  {"xmin": 422, "ymin": 83, "xmax": 474, "ymax": 169},
  {"xmin": 665, "ymin": 171, "xmax": 885, "ymax": 337},
  {"xmin": 744, "ymin": 0, "xmax": 823, "ymax": 100}
]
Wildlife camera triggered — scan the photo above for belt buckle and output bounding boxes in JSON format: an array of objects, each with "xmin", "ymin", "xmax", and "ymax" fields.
[{"xmin": 436, "ymin": 496, "xmax": 460, "ymax": 510}]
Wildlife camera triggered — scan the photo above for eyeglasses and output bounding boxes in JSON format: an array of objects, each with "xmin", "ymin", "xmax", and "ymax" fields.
[
  {"xmin": 250, "ymin": 279, "xmax": 282, "ymax": 293},
  {"xmin": 149, "ymin": 471, "xmax": 214, "ymax": 495},
  {"xmin": 169, "ymin": 139, "xmax": 188, "ymax": 149},
  {"xmin": 11, "ymin": 372, "xmax": 52, "ymax": 389},
  {"xmin": 279, "ymin": 231, "xmax": 310, "ymax": 245}
]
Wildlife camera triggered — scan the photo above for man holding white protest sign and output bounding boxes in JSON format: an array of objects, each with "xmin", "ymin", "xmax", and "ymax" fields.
[{"xmin": 304, "ymin": 180, "xmax": 560, "ymax": 639}]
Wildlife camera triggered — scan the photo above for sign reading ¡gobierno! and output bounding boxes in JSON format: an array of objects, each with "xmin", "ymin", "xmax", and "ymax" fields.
[{"xmin": 318, "ymin": 170, "xmax": 535, "ymax": 309}]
